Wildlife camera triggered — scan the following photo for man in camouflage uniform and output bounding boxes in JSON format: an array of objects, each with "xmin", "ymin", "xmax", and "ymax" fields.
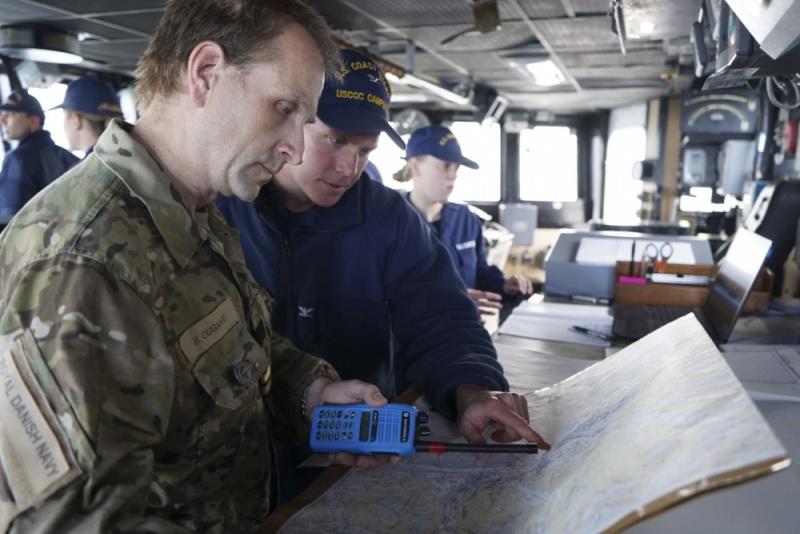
[{"xmin": 0, "ymin": 1, "xmax": 387, "ymax": 531}]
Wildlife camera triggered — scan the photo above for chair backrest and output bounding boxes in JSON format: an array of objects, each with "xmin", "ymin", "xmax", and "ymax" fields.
[
  {"xmin": 499, "ymin": 203, "xmax": 538, "ymax": 246},
  {"xmin": 744, "ymin": 180, "xmax": 800, "ymax": 274}
]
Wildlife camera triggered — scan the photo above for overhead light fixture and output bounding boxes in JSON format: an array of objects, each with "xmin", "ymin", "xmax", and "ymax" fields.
[
  {"xmin": 639, "ymin": 21, "xmax": 656, "ymax": 35},
  {"xmin": 0, "ymin": 24, "xmax": 83, "ymax": 64},
  {"xmin": 524, "ymin": 59, "xmax": 565, "ymax": 87},
  {"xmin": 389, "ymin": 93, "xmax": 433, "ymax": 104},
  {"xmin": 385, "ymin": 72, "xmax": 471, "ymax": 106}
]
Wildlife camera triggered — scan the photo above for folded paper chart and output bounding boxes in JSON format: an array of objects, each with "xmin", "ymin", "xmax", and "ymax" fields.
[{"xmin": 280, "ymin": 315, "xmax": 790, "ymax": 533}]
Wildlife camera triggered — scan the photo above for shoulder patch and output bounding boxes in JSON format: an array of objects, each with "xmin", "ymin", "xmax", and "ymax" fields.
[
  {"xmin": 455, "ymin": 240, "xmax": 477, "ymax": 251},
  {"xmin": 0, "ymin": 342, "xmax": 75, "ymax": 508},
  {"xmin": 179, "ymin": 298, "xmax": 240, "ymax": 365}
]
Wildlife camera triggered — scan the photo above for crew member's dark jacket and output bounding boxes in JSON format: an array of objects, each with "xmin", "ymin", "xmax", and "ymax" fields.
[
  {"xmin": 408, "ymin": 199, "xmax": 506, "ymax": 295},
  {"xmin": 218, "ymin": 176, "xmax": 508, "ymax": 416},
  {"xmin": 0, "ymin": 129, "xmax": 78, "ymax": 224}
]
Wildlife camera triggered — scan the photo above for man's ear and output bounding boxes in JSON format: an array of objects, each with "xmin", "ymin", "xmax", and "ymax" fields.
[
  {"xmin": 30, "ymin": 114, "xmax": 43, "ymax": 131},
  {"xmin": 186, "ymin": 41, "xmax": 227, "ymax": 108},
  {"xmin": 409, "ymin": 156, "xmax": 422, "ymax": 177}
]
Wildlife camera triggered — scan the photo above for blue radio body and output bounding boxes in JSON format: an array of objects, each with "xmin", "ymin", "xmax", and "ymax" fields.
[{"xmin": 309, "ymin": 403, "xmax": 418, "ymax": 456}]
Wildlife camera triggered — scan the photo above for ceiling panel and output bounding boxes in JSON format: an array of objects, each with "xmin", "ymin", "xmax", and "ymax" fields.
[
  {"xmin": 79, "ymin": 39, "xmax": 149, "ymax": 70},
  {"xmin": 516, "ymin": 0, "xmax": 567, "ymax": 19},
  {"xmin": 29, "ymin": 0, "xmax": 165, "ymax": 15},
  {"xmin": 622, "ymin": 0, "xmax": 701, "ymax": 39},
  {"xmin": 506, "ymin": 86, "xmax": 667, "ymax": 112},
  {"xmin": 440, "ymin": 51, "xmax": 509, "ymax": 70},
  {"xmin": 578, "ymin": 79, "xmax": 669, "ymax": 90},
  {"xmin": 405, "ymin": 21, "xmax": 536, "ymax": 52},
  {"xmin": 333, "ymin": 0, "xmax": 532, "ymax": 26},
  {"xmin": 47, "ymin": 18, "xmax": 139, "ymax": 40},
  {"xmin": 0, "ymin": 0, "xmax": 699, "ymax": 114},
  {"xmin": 381, "ymin": 52, "xmax": 447, "ymax": 73},
  {"xmin": 491, "ymin": 78, "xmax": 568, "ymax": 92},
  {"xmin": 308, "ymin": 0, "xmax": 385, "ymax": 32},
  {"xmin": 417, "ymin": 67, "xmax": 474, "ymax": 80},
  {"xmin": 535, "ymin": 15, "xmax": 664, "ymax": 52},
  {"xmin": 535, "ymin": 15, "xmax": 620, "ymax": 49},
  {"xmin": 335, "ymin": 0, "xmax": 482, "ymax": 27},
  {"xmin": 571, "ymin": 0, "xmax": 611, "ymax": 14},
  {"xmin": 559, "ymin": 49, "xmax": 667, "ymax": 68},
  {"xmin": 96, "ymin": 12, "xmax": 164, "ymax": 35},
  {"xmin": 0, "ymin": 0, "xmax": 65, "ymax": 23},
  {"xmin": 571, "ymin": 65, "xmax": 667, "ymax": 79}
]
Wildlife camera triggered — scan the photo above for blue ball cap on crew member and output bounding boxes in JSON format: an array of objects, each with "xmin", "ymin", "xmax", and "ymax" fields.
[
  {"xmin": 316, "ymin": 49, "xmax": 405, "ymax": 149},
  {"xmin": 405, "ymin": 125, "xmax": 479, "ymax": 169},
  {"xmin": 0, "ymin": 89, "xmax": 45, "ymax": 123},
  {"xmin": 55, "ymin": 77, "xmax": 123, "ymax": 118}
]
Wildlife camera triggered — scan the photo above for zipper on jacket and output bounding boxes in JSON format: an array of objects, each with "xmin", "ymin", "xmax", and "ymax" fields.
[{"xmin": 277, "ymin": 234, "xmax": 292, "ymax": 334}]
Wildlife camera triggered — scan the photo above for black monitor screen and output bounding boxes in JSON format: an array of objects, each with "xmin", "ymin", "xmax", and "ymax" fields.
[{"xmin": 703, "ymin": 230, "xmax": 771, "ymax": 342}]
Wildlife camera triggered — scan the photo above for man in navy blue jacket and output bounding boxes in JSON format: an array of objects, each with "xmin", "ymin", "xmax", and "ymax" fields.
[
  {"xmin": 0, "ymin": 89, "xmax": 78, "ymax": 226},
  {"xmin": 218, "ymin": 49, "xmax": 548, "ymax": 454}
]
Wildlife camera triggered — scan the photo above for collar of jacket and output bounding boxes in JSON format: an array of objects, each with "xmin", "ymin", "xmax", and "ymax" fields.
[
  {"xmin": 404, "ymin": 191, "xmax": 454, "ymax": 230},
  {"xmin": 93, "ymin": 119, "xmax": 200, "ymax": 268},
  {"xmin": 17, "ymin": 128, "xmax": 52, "ymax": 147},
  {"xmin": 257, "ymin": 173, "xmax": 368, "ymax": 233}
]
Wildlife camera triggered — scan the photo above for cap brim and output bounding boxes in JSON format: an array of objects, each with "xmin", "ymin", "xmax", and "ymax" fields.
[
  {"xmin": 0, "ymin": 104, "xmax": 42, "ymax": 117},
  {"xmin": 460, "ymin": 156, "xmax": 479, "ymax": 170},
  {"xmin": 318, "ymin": 106, "xmax": 406, "ymax": 150}
]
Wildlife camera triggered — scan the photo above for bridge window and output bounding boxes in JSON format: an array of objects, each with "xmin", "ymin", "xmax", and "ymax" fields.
[{"xmin": 518, "ymin": 125, "xmax": 578, "ymax": 202}]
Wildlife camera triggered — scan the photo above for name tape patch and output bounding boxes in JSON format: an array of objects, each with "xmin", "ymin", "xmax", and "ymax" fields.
[
  {"xmin": 179, "ymin": 298, "xmax": 239, "ymax": 365},
  {"xmin": 456, "ymin": 240, "xmax": 476, "ymax": 251},
  {"xmin": 0, "ymin": 349, "xmax": 70, "ymax": 496}
]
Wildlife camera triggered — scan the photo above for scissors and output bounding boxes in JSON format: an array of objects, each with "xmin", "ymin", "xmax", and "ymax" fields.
[{"xmin": 641, "ymin": 241, "xmax": 673, "ymax": 275}]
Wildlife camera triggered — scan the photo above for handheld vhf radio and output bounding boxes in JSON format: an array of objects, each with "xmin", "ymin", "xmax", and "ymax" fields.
[{"xmin": 309, "ymin": 403, "xmax": 538, "ymax": 457}]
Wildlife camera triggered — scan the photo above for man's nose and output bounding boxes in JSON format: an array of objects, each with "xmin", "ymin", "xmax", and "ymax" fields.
[
  {"xmin": 279, "ymin": 126, "xmax": 305, "ymax": 166},
  {"xmin": 335, "ymin": 147, "xmax": 360, "ymax": 178}
]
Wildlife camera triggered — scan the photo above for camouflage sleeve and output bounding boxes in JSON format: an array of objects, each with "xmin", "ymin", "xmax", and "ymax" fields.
[
  {"xmin": 0, "ymin": 254, "xmax": 180, "ymax": 533},
  {"xmin": 267, "ymin": 330, "xmax": 339, "ymax": 440}
]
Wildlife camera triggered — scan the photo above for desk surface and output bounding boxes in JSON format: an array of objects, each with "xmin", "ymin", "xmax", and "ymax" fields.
[{"xmin": 263, "ymin": 312, "xmax": 800, "ymax": 533}]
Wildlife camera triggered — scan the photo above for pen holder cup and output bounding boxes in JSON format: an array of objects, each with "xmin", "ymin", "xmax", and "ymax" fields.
[{"xmin": 613, "ymin": 262, "xmax": 773, "ymax": 312}]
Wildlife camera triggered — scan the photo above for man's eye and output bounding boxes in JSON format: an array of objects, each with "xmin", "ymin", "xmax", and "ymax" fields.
[
  {"xmin": 277, "ymin": 102, "xmax": 294, "ymax": 115},
  {"xmin": 328, "ymin": 136, "xmax": 346, "ymax": 145}
]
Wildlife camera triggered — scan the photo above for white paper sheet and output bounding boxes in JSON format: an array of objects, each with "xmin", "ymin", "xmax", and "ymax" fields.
[
  {"xmin": 498, "ymin": 297, "xmax": 613, "ymax": 347},
  {"xmin": 575, "ymin": 237, "xmax": 697, "ymax": 266}
]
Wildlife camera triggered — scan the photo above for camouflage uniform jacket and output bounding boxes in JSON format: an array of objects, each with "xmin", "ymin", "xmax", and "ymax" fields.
[{"xmin": 0, "ymin": 120, "xmax": 339, "ymax": 533}]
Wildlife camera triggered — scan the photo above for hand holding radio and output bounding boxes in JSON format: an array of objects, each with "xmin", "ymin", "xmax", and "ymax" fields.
[
  {"xmin": 311, "ymin": 378, "xmax": 401, "ymax": 468},
  {"xmin": 456, "ymin": 385, "xmax": 551, "ymax": 450},
  {"xmin": 310, "ymin": 402, "xmax": 541, "ymax": 458}
]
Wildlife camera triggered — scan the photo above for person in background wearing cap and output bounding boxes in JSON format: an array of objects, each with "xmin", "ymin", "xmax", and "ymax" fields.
[
  {"xmin": 218, "ymin": 48, "xmax": 549, "ymax": 479},
  {"xmin": 395, "ymin": 125, "xmax": 533, "ymax": 313},
  {"xmin": 58, "ymin": 77, "xmax": 124, "ymax": 156},
  {"xmin": 0, "ymin": 88, "xmax": 78, "ymax": 227}
]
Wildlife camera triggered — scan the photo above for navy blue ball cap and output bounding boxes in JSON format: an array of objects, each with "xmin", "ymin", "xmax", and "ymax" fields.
[
  {"xmin": 0, "ymin": 89, "xmax": 45, "ymax": 122},
  {"xmin": 316, "ymin": 49, "xmax": 405, "ymax": 149},
  {"xmin": 405, "ymin": 125, "xmax": 479, "ymax": 169},
  {"xmin": 54, "ymin": 77, "xmax": 123, "ymax": 118}
]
